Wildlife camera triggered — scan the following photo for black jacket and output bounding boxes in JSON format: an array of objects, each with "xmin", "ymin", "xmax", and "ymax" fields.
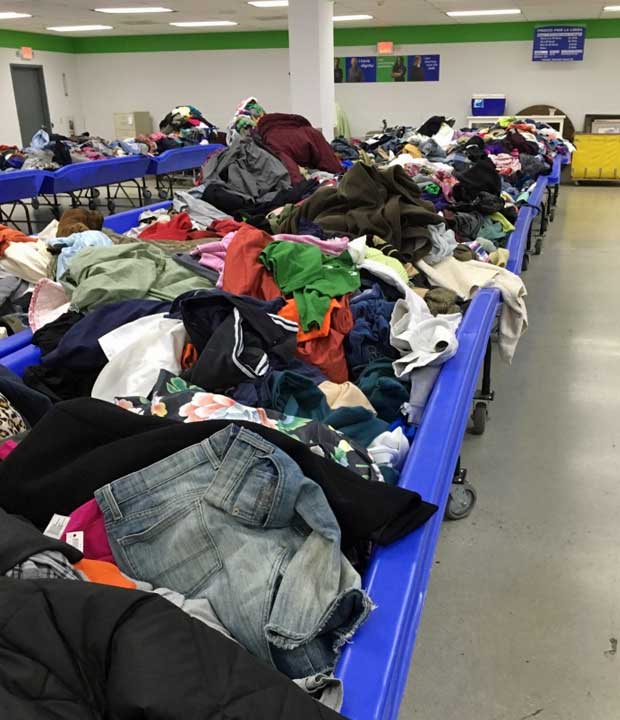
[
  {"xmin": 0, "ymin": 508, "xmax": 341, "ymax": 719},
  {"xmin": 170, "ymin": 289, "xmax": 297, "ymax": 392},
  {"xmin": 0, "ymin": 580, "xmax": 343, "ymax": 719}
]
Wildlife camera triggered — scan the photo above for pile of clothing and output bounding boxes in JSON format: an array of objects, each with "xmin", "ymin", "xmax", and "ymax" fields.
[
  {"xmin": 0, "ymin": 201, "xmax": 444, "ymax": 712},
  {"xmin": 1, "ymin": 129, "xmax": 152, "ymax": 171},
  {"xmin": 158, "ymin": 104, "xmax": 220, "ymax": 145},
  {"xmin": 226, "ymin": 95, "xmax": 267, "ymax": 144},
  {"xmin": 347, "ymin": 115, "xmax": 572, "ymax": 170},
  {"xmin": 0, "ymin": 106, "xmax": 553, "ymax": 714},
  {"xmin": 194, "ymin": 110, "xmax": 344, "ymax": 228},
  {"xmin": 327, "ymin": 117, "xmax": 572, "ymax": 279},
  {"xmin": 0, "ymin": 504, "xmax": 353, "ymax": 718},
  {"xmin": 1, "ymin": 105, "xmax": 221, "ymax": 173}
]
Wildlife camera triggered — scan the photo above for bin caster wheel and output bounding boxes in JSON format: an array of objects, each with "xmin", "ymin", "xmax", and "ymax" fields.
[
  {"xmin": 534, "ymin": 237, "xmax": 543, "ymax": 255},
  {"xmin": 88, "ymin": 199, "xmax": 97, "ymax": 210},
  {"xmin": 107, "ymin": 200, "xmax": 115, "ymax": 213},
  {"xmin": 445, "ymin": 482, "xmax": 477, "ymax": 521},
  {"xmin": 143, "ymin": 188, "xmax": 152, "ymax": 201},
  {"xmin": 31, "ymin": 198, "xmax": 39, "ymax": 210},
  {"xmin": 93, "ymin": 188, "xmax": 101, "ymax": 198},
  {"xmin": 158, "ymin": 189, "xmax": 169, "ymax": 199},
  {"xmin": 521, "ymin": 253, "xmax": 530, "ymax": 272},
  {"xmin": 470, "ymin": 402, "xmax": 487, "ymax": 436}
]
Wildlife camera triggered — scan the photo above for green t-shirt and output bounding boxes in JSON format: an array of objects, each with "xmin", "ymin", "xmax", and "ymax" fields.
[{"xmin": 260, "ymin": 241, "xmax": 360, "ymax": 331}]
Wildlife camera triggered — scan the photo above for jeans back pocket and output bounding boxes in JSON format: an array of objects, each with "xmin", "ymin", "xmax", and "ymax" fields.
[{"xmin": 117, "ymin": 498, "xmax": 222, "ymax": 597}]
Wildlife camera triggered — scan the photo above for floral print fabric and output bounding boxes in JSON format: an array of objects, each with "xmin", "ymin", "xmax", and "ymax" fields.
[{"xmin": 116, "ymin": 371, "xmax": 382, "ymax": 483}]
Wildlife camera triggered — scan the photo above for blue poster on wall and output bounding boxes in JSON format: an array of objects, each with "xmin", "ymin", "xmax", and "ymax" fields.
[
  {"xmin": 532, "ymin": 26, "xmax": 585, "ymax": 62},
  {"xmin": 407, "ymin": 54, "xmax": 440, "ymax": 82},
  {"xmin": 345, "ymin": 56, "xmax": 376, "ymax": 82}
]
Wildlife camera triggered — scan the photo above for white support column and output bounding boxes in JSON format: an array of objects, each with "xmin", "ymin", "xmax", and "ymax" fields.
[{"xmin": 288, "ymin": 0, "xmax": 335, "ymax": 141}]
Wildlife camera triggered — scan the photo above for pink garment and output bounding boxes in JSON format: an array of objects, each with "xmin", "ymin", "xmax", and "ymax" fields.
[
  {"xmin": 28, "ymin": 278, "xmax": 71, "ymax": 332},
  {"xmin": 191, "ymin": 231, "xmax": 235, "ymax": 272},
  {"xmin": 0, "ymin": 439, "xmax": 18, "ymax": 460},
  {"xmin": 62, "ymin": 498, "xmax": 113, "ymax": 563},
  {"xmin": 80, "ymin": 147, "xmax": 106, "ymax": 161},
  {"xmin": 433, "ymin": 171, "xmax": 458, "ymax": 202},
  {"xmin": 271, "ymin": 233, "xmax": 349, "ymax": 256},
  {"xmin": 490, "ymin": 152, "xmax": 521, "ymax": 176}
]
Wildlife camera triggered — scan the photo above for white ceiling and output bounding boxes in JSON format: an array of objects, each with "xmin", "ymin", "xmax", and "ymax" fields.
[{"xmin": 0, "ymin": 0, "xmax": 614, "ymax": 35}]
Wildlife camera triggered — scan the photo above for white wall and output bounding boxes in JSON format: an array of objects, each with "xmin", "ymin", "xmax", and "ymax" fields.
[
  {"xmin": 74, "ymin": 48, "xmax": 291, "ymax": 139},
  {"xmin": 3, "ymin": 36, "xmax": 618, "ymax": 144},
  {"xmin": 334, "ymin": 38, "xmax": 620, "ymax": 136},
  {"xmin": 0, "ymin": 48, "xmax": 84, "ymax": 146}
]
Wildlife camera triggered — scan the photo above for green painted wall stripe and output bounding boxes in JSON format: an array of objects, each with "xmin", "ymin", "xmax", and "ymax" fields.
[
  {"xmin": 0, "ymin": 28, "xmax": 75, "ymax": 53},
  {"xmin": 71, "ymin": 29, "xmax": 288, "ymax": 53},
  {"xmin": 1, "ymin": 18, "xmax": 620, "ymax": 54},
  {"xmin": 334, "ymin": 18, "xmax": 620, "ymax": 45}
]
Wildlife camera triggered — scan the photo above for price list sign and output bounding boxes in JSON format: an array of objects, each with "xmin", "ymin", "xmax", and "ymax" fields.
[{"xmin": 533, "ymin": 26, "xmax": 585, "ymax": 62}]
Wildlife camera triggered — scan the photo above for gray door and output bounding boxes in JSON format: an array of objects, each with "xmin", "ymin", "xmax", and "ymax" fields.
[{"xmin": 10, "ymin": 65, "xmax": 52, "ymax": 147}]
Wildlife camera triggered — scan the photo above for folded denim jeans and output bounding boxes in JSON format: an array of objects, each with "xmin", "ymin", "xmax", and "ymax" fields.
[{"xmin": 95, "ymin": 424, "xmax": 371, "ymax": 679}]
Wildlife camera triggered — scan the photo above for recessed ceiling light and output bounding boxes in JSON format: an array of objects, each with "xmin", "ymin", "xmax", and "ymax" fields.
[
  {"xmin": 47, "ymin": 24, "xmax": 114, "ymax": 31},
  {"xmin": 94, "ymin": 7, "xmax": 173, "ymax": 13},
  {"xmin": 169, "ymin": 20, "xmax": 238, "ymax": 27},
  {"xmin": 0, "ymin": 12, "xmax": 32, "ymax": 20},
  {"xmin": 332, "ymin": 14, "xmax": 373, "ymax": 22},
  {"xmin": 603, "ymin": 5, "xmax": 620, "ymax": 10},
  {"xmin": 248, "ymin": 1, "xmax": 288, "ymax": 7},
  {"xmin": 446, "ymin": 9, "xmax": 521, "ymax": 17}
]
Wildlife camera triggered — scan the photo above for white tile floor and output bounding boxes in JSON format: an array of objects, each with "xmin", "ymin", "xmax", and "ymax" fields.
[{"xmin": 400, "ymin": 186, "xmax": 620, "ymax": 720}]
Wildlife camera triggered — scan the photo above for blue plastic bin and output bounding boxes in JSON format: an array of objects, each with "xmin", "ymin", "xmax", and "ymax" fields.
[
  {"xmin": 336, "ymin": 287, "xmax": 501, "ymax": 719},
  {"xmin": 2, "ymin": 194, "xmax": 537, "ymax": 720},
  {"xmin": 0, "ymin": 329, "xmax": 33, "ymax": 358},
  {"xmin": 1, "ymin": 344, "xmax": 41, "ymax": 376},
  {"xmin": 40, "ymin": 155, "xmax": 151, "ymax": 195},
  {"xmin": 548, "ymin": 154, "xmax": 563, "ymax": 185},
  {"xmin": 147, "ymin": 144, "xmax": 225, "ymax": 176},
  {"xmin": 506, "ymin": 175, "xmax": 547, "ymax": 274},
  {"xmin": 0, "ymin": 170, "xmax": 44, "ymax": 205},
  {"xmin": 528, "ymin": 174, "xmax": 548, "ymax": 210},
  {"xmin": 471, "ymin": 94, "xmax": 506, "ymax": 117},
  {"xmin": 103, "ymin": 200, "xmax": 172, "ymax": 233},
  {"xmin": 0, "ymin": 289, "xmax": 506, "ymax": 720}
]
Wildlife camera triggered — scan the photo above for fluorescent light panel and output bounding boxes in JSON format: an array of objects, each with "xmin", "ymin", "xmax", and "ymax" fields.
[
  {"xmin": 333, "ymin": 14, "xmax": 373, "ymax": 22},
  {"xmin": 0, "ymin": 12, "xmax": 32, "ymax": 19},
  {"xmin": 603, "ymin": 5, "xmax": 620, "ymax": 10},
  {"xmin": 248, "ymin": 1, "xmax": 288, "ymax": 7},
  {"xmin": 47, "ymin": 24, "xmax": 114, "ymax": 31},
  {"xmin": 94, "ymin": 6, "xmax": 173, "ymax": 13},
  {"xmin": 170, "ymin": 20, "xmax": 237, "ymax": 26},
  {"xmin": 446, "ymin": 9, "xmax": 521, "ymax": 17}
]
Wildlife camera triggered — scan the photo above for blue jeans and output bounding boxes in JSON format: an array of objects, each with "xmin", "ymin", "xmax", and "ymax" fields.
[{"xmin": 95, "ymin": 424, "xmax": 371, "ymax": 678}]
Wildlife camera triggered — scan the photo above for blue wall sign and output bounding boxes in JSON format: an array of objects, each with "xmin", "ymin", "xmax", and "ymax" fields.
[{"xmin": 533, "ymin": 26, "xmax": 585, "ymax": 62}]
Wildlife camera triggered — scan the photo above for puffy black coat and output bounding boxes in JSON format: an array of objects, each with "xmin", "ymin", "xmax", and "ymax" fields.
[{"xmin": 0, "ymin": 510, "xmax": 342, "ymax": 719}]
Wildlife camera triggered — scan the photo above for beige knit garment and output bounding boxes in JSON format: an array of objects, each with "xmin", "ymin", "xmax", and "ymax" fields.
[
  {"xmin": 417, "ymin": 256, "xmax": 527, "ymax": 363},
  {"xmin": 319, "ymin": 381, "xmax": 377, "ymax": 414}
]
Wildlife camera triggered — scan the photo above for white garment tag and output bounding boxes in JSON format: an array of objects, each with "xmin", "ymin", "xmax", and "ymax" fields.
[
  {"xmin": 65, "ymin": 531, "xmax": 84, "ymax": 552},
  {"xmin": 43, "ymin": 514, "xmax": 70, "ymax": 539}
]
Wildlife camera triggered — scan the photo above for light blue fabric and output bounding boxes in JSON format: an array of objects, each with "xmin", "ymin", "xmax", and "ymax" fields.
[
  {"xmin": 29, "ymin": 129, "xmax": 50, "ymax": 151},
  {"xmin": 119, "ymin": 140, "xmax": 147, "ymax": 155},
  {"xmin": 95, "ymin": 424, "xmax": 371, "ymax": 679},
  {"xmin": 48, "ymin": 230, "xmax": 112, "ymax": 281}
]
